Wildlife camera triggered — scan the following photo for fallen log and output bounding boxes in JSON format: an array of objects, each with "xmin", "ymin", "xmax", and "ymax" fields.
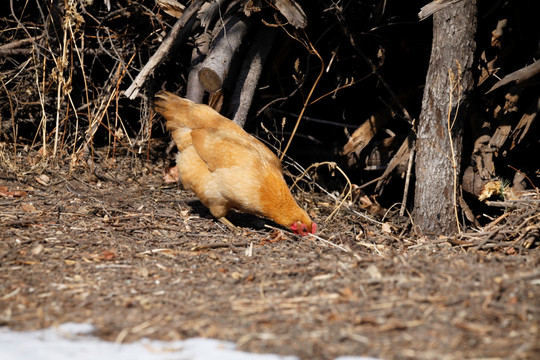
[{"xmin": 198, "ymin": 13, "xmax": 252, "ymax": 93}]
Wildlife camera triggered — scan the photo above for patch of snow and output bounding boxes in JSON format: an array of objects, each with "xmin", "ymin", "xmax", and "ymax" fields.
[{"xmin": 0, "ymin": 323, "xmax": 381, "ymax": 360}]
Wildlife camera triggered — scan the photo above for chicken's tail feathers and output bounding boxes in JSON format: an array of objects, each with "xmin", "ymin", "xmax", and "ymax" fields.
[
  {"xmin": 154, "ymin": 91, "xmax": 232, "ymax": 131},
  {"xmin": 154, "ymin": 91, "xmax": 193, "ymax": 132},
  {"xmin": 153, "ymin": 91, "xmax": 194, "ymax": 151}
]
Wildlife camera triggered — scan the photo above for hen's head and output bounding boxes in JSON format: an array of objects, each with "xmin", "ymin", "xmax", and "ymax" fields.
[{"xmin": 290, "ymin": 221, "xmax": 317, "ymax": 236}]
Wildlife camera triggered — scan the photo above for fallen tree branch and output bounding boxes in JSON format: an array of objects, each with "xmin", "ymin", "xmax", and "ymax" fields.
[
  {"xmin": 487, "ymin": 59, "xmax": 540, "ymax": 94},
  {"xmin": 0, "ymin": 35, "xmax": 44, "ymax": 55},
  {"xmin": 418, "ymin": 0, "xmax": 463, "ymax": 21}
]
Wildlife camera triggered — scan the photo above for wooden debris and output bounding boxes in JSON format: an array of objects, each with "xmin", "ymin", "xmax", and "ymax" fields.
[
  {"xmin": 198, "ymin": 0, "xmax": 228, "ymax": 31},
  {"xmin": 510, "ymin": 96, "xmax": 540, "ymax": 149},
  {"xmin": 487, "ymin": 59, "xmax": 540, "ymax": 94},
  {"xmin": 488, "ymin": 90, "xmax": 521, "ymax": 151},
  {"xmin": 273, "ymin": 0, "xmax": 307, "ymax": 29},
  {"xmin": 471, "ymin": 115, "xmax": 496, "ymax": 180},
  {"xmin": 198, "ymin": 14, "xmax": 252, "ymax": 93},
  {"xmin": 375, "ymin": 132, "xmax": 414, "ymax": 193},
  {"xmin": 452, "ymin": 190, "xmax": 540, "ymax": 250},
  {"xmin": 155, "ymin": 0, "xmax": 185, "ymax": 19},
  {"xmin": 418, "ymin": 0, "xmax": 463, "ymax": 21},
  {"xmin": 342, "ymin": 115, "xmax": 386, "ymax": 156}
]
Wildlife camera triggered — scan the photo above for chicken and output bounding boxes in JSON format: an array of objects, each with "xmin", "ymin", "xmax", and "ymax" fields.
[{"xmin": 154, "ymin": 91, "xmax": 317, "ymax": 235}]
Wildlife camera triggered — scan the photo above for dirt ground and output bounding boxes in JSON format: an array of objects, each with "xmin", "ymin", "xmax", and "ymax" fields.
[{"xmin": 1, "ymin": 147, "xmax": 539, "ymax": 360}]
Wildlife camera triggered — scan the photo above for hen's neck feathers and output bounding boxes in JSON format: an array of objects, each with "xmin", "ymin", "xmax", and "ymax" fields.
[{"xmin": 258, "ymin": 169, "xmax": 312, "ymax": 229}]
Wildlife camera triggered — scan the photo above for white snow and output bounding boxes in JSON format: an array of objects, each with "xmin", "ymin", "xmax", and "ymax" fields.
[{"xmin": 0, "ymin": 323, "xmax": 381, "ymax": 360}]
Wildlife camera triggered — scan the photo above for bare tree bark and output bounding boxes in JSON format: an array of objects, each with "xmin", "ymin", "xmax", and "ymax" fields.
[
  {"xmin": 186, "ymin": 32, "xmax": 210, "ymax": 103},
  {"xmin": 413, "ymin": 0, "xmax": 477, "ymax": 235},
  {"xmin": 198, "ymin": 0, "xmax": 228, "ymax": 32},
  {"xmin": 272, "ymin": 0, "xmax": 307, "ymax": 29},
  {"xmin": 230, "ymin": 24, "xmax": 276, "ymax": 127},
  {"xmin": 198, "ymin": 14, "xmax": 251, "ymax": 93},
  {"xmin": 418, "ymin": 0, "xmax": 462, "ymax": 21},
  {"xmin": 487, "ymin": 59, "xmax": 540, "ymax": 94}
]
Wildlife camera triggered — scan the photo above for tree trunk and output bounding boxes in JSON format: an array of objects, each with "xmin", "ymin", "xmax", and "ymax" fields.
[{"xmin": 413, "ymin": 0, "xmax": 477, "ymax": 235}]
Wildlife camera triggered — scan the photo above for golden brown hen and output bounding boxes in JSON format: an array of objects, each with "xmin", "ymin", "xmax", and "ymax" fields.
[{"xmin": 154, "ymin": 91, "xmax": 317, "ymax": 235}]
